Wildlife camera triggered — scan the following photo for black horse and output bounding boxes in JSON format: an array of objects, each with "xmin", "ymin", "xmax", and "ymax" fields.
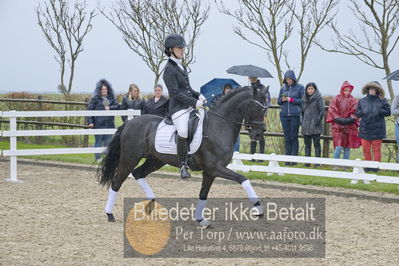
[{"xmin": 98, "ymin": 86, "xmax": 269, "ymax": 227}]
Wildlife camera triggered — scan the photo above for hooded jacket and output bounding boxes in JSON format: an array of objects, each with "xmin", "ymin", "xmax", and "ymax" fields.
[
  {"xmin": 277, "ymin": 70, "xmax": 305, "ymax": 116},
  {"xmin": 301, "ymin": 83, "xmax": 325, "ymax": 135},
  {"xmin": 87, "ymin": 79, "xmax": 119, "ymax": 128},
  {"xmin": 326, "ymin": 81, "xmax": 361, "ymax": 148},
  {"xmin": 356, "ymin": 81, "xmax": 391, "ymax": 140},
  {"xmin": 391, "ymin": 95, "xmax": 399, "ymax": 124}
]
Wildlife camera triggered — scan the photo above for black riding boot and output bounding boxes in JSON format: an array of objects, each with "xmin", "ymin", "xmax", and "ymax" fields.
[
  {"xmin": 314, "ymin": 146, "xmax": 322, "ymax": 167},
  {"xmin": 304, "ymin": 145, "xmax": 311, "ymax": 167},
  {"xmin": 177, "ymin": 136, "xmax": 191, "ymax": 179}
]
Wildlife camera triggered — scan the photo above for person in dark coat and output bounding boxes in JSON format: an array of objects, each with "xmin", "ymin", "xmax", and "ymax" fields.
[
  {"xmin": 277, "ymin": 70, "xmax": 304, "ymax": 165},
  {"xmin": 87, "ymin": 79, "xmax": 119, "ymax": 161},
  {"xmin": 356, "ymin": 81, "xmax": 391, "ymax": 170},
  {"xmin": 209, "ymin": 83, "xmax": 233, "ymax": 109},
  {"xmin": 143, "ymin": 84, "xmax": 168, "ymax": 117},
  {"xmin": 301, "ymin": 82, "xmax": 325, "ymax": 167},
  {"xmin": 162, "ymin": 34, "xmax": 204, "ymax": 179},
  {"xmin": 249, "ymin": 77, "xmax": 271, "ymax": 162},
  {"xmin": 121, "ymin": 84, "xmax": 145, "ymax": 122}
]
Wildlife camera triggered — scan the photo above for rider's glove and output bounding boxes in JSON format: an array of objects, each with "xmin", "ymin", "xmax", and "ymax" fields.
[
  {"xmin": 199, "ymin": 94, "xmax": 206, "ymax": 102},
  {"xmin": 196, "ymin": 99, "xmax": 204, "ymax": 109}
]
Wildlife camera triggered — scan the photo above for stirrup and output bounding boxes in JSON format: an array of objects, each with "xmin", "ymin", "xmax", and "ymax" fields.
[{"xmin": 179, "ymin": 165, "xmax": 191, "ymax": 179}]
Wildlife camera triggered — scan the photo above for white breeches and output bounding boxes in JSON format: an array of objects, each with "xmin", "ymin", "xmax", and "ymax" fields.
[{"xmin": 171, "ymin": 107, "xmax": 193, "ymax": 138}]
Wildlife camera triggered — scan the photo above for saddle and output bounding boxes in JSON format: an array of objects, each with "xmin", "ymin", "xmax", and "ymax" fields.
[
  {"xmin": 155, "ymin": 109, "xmax": 207, "ymax": 155},
  {"xmin": 164, "ymin": 110, "xmax": 201, "ymax": 145}
]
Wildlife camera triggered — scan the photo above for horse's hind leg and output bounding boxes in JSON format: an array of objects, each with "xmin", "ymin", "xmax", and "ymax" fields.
[
  {"xmin": 105, "ymin": 155, "xmax": 141, "ymax": 222},
  {"xmin": 195, "ymin": 171, "xmax": 215, "ymax": 228},
  {"xmin": 132, "ymin": 157, "xmax": 166, "ymax": 200}
]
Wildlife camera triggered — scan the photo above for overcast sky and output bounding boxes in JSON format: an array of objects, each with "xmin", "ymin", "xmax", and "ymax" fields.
[{"xmin": 0, "ymin": 0, "xmax": 398, "ymax": 98}]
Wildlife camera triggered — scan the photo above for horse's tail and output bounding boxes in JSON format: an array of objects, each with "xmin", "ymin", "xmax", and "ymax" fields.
[{"xmin": 97, "ymin": 122, "xmax": 127, "ymax": 188}]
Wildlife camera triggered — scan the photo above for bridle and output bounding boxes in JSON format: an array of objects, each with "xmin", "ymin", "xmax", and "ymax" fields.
[{"xmin": 209, "ymin": 97, "xmax": 268, "ymax": 131}]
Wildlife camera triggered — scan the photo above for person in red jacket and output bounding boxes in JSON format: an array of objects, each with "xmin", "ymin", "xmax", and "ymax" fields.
[{"xmin": 326, "ymin": 81, "xmax": 361, "ymax": 165}]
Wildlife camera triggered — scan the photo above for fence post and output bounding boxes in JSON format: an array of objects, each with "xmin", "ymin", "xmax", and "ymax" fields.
[
  {"xmin": 322, "ymin": 100, "xmax": 330, "ymax": 158},
  {"xmin": 127, "ymin": 109, "xmax": 135, "ymax": 120},
  {"xmin": 267, "ymin": 153, "xmax": 284, "ymax": 176},
  {"xmin": 5, "ymin": 111, "xmax": 22, "ymax": 183},
  {"xmin": 351, "ymin": 158, "xmax": 370, "ymax": 185},
  {"xmin": 37, "ymin": 95, "xmax": 43, "ymax": 144},
  {"xmin": 231, "ymin": 151, "xmax": 246, "ymax": 170},
  {"xmin": 83, "ymin": 97, "xmax": 90, "ymax": 147}
]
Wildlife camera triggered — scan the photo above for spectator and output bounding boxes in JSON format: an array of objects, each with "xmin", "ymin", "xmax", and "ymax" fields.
[
  {"xmin": 326, "ymin": 81, "xmax": 361, "ymax": 168},
  {"xmin": 210, "ymin": 83, "xmax": 240, "ymax": 152},
  {"xmin": 301, "ymin": 82, "xmax": 325, "ymax": 167},
  {"xmin": 87, "ymin": 79, "xmax": 118, "ymax": 161},
  {"xmin": 392, "ymin": 90, "xmax": 399, "ymax": 163},
  {"xmin": 249, "ymin": 77, "xmax": 271, "ymax": 161},
  {"xmin": 356, "ymin": 81, "xmax": 391, "ymax": 172},
  {"xmin": 144, "ymin": 84, "xmax": 168, "ymax": 117},
  {"xmin": 121, "ymin": 84, "xmax": 145, "ymax": 122},
  {"xmin": 277, "ymin": 70, "xmax": 305, "ymax": 165},
  {"xmin": 210, "ymin": 83, "xmax": 233, "ymax": 109}
]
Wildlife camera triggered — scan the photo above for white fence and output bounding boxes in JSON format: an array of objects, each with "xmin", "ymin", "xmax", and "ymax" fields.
[
  {"xmin": 1, "ymin": 109, "xmax": 398, "ymax": 189},
  {"xmin": 0, "ymin": 110, "xmax": 140, "ymax": 183},
  {"xmin": 228, "ymin": 152, "xmax": 399, "ymax": 188}
]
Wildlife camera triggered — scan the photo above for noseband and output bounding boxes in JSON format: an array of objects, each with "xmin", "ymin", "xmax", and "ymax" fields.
[{"xmin": 243, "ymin": 99, "xmax": 267, "ymax": 131}]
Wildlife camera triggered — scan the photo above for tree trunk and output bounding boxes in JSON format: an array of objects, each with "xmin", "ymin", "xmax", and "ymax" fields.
[
  {"xmin": 154, "ymin": 72, "xmax": 161, "ymax": 86},
  {"xmin": 384, "ymin": 65, "xmax": 395, "ymax": 101}
]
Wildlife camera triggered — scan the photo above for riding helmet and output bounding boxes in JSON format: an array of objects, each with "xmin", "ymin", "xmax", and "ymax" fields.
[{"xmin": 164, "ymin": 34, "xmax": 186, "ymax": 50}]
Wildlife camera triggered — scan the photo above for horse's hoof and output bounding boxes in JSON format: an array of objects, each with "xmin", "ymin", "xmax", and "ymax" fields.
[
  {"xmin": 197, "ymin": 219, "xmax": 211, "ymax": 228},
  {"xmin": 251, "ymin": 205, "xmax": 264, "ymax": 217},
  {"xmin": 145, "ymin": 199, "xmax": 155, "ymax": 215},
  {"xmin": 106, "ymin": 213, "xmax": 115, "ymax": 222}
]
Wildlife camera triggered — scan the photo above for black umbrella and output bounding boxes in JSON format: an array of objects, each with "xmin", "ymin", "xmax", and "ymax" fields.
[
  {"xmin": 226, "ymin": 64, "xmax": 273, "ymax": 78},
  {"xmin": 383, "ymin": 69, "xmax": 399, "ymax": 81}
]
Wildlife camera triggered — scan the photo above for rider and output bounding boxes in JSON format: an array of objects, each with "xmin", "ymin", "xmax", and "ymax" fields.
[{"xmin": 163, "ymin": 34, "xmax": 206, "ymax": 179}]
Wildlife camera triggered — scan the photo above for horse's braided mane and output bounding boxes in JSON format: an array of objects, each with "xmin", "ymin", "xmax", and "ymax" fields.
[{"xmin": 213, "ymin": 86, "xmax": 252, "ymax": 110}]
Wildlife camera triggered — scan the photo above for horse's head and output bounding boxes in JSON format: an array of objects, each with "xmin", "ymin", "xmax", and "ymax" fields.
[{"xmin": 244, "ymin": 85, "xmax": 269, "ymax": 141}]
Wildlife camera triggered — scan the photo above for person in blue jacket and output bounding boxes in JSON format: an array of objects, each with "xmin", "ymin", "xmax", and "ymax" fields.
[
  {"xmin": 277, "ymin": 70, "xmax": 305, "ymax": 165},
  {"xmin": 87, "ymin": 79, "xmax": 119, "ymax": 161}
]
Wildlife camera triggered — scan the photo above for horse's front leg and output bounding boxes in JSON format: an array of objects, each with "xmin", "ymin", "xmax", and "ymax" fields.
[
  {"xmin": 211, "ymin": 165, "xmax": 264, "ymax": 216},
  {"xmin": 195, "ymin": 171, "xmax": 215, "ymax": 228}
]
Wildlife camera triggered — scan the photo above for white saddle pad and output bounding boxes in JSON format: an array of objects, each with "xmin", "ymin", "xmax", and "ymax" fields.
[{"xmin": 155, "ymin": 109, "xmax": 205, "ymax": 155}]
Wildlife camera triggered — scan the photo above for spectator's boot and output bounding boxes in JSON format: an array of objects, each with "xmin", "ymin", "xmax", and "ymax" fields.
[
  {"xmin": 250, "ymin": 141, "xmax": 256, "ymax": 162},
  {"xmin": 304, "ymin": 146, "xmax": 311, "ymax": 167},
  {"xmin": 177, "ymin": 136, "xmax": 191, "ymax": 179},
  {"xmin": 314, "ymin": 147, "xmax": 321, "ymax": 167}
]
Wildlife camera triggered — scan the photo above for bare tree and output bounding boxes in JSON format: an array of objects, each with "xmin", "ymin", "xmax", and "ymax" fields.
[
  {"xmin": 149, "ymin": 0, "xmax": 210, "ymax": 70},
  {"xmin": 216, "ymin": 0, "xmax": 294, "ymax": 84},
  {"xmin": 216, "ymin": 0, "xmax": 338, "ymax": 84},
  {"xmin": 36, "ymin": 0, "xmax": 96, "ymax": 98},
  {"xmin": 100, "ymin": 0, "xmax": 209, "ymax": 85},
  {"xmin": 287, "ymin": 0, "xmax": 338, "ymax": 80},
  {"xmin": 316, "ymin": 0, "xmax": 399, "ymax": 100}
]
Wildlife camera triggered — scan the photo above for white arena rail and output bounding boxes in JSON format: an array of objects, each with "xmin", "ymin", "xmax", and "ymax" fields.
[
  {"xmin": 1, "ymin": 109, "xmax": 398, "ymax": 189},
  {"xmin": 0, "ymin": 110, "xmax": 140, "ymax": 183},
  {"xmin": 229, "ymin": 152, "xmax": 399, "ymax": 188}
]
